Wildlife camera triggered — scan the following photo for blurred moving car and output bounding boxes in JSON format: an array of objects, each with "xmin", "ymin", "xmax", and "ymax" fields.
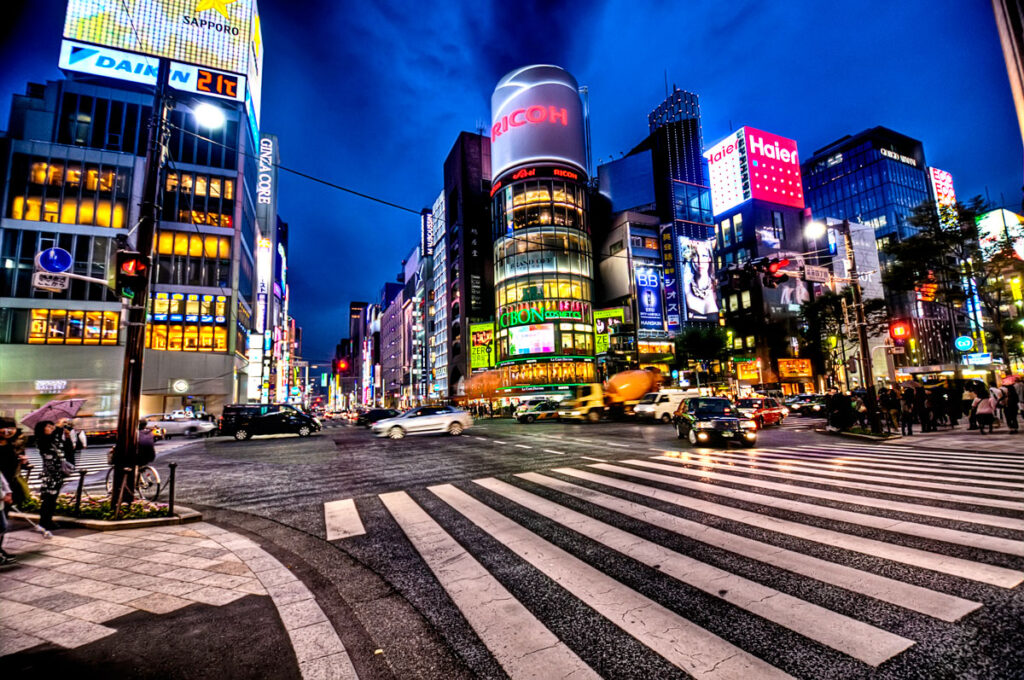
[
  {"xmin": 220, "ymin": 403, "xmax": 322, "ymax": 441},
  {"xmin": 634, "ymin": 389, "xmax": 690, "ymax": 423},
  {"xmin": 371, "ymin": 406, "xmax": 472, "ymax": 439},
  {"xmin": 673, "ymin": 397, "xmax": 757, "ymax": 447},
  {"xmin": 143, "ymin": 413, "xmax": 217, "ymax": 439},
  {"xmin": 356, "ymin": 408, "xmax": 401, "ymax": 427},
  {"xmin": 735, "ymin": 397, "xmax": 788, "ymax": 429},
  {"xmin": 516, "ymin": 401, "xmax": 560, "ymax": 423},
  {"xmin": 788, "ymin": 395, "xmax": 826, "ymax": 416}
]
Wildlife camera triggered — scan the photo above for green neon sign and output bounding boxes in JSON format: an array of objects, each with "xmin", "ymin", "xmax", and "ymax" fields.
[{"xmin": 499, "ymin": 307, "xmax": 583, "ymax": 328}]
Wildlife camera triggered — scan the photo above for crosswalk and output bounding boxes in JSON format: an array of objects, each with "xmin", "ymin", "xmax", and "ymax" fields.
[{"xmin": 333, "ymin": 441, "xmax": 1024, "ymax": 678}]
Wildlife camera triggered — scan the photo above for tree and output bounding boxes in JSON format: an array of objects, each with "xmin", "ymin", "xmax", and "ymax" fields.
[
  {"xmin": 673, "ymin": 326, "xmax": 728, "ymax": 385},
  {"xmin": 799, "ymin": 289, "xmax": 888, "ymax": 384}
]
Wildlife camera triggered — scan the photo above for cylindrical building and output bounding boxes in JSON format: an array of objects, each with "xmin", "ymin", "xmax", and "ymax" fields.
[{"xmin": 490, "ymin": 65, "xmax": 595, "ymax": 394}]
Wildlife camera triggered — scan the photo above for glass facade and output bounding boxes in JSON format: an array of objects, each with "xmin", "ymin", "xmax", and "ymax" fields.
[
  {"xmin": 154, "ymin": 229, "xmax": 232, "ymax": 287},
  {"xmin": 145, "ymin": 292, "xmax": 229, "ymax": 353},
  {"xmin": 7, "ymin": 153, "xmax": 131, "ymax": 229},
  {"xmin": 0, "ymin": 308, "xmax": 120, "ymax": 345},
  {"xmin": 492, "ymin": 167, "xmax": 595, "ymax": 390},
  {"xmin": 0, "ymin": 228, "xmax": 119, "ymax": 302}
]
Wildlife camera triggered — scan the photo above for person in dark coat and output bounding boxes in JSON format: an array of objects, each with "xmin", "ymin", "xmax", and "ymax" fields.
[
  {"xmin": 0, "ymin": 418, "xmax": 29, "ymax": 508},
  {"xmin": 901, "ymin": 387, "xmax": 916, "ymax": 436},
  {"xmin": 947, "ymin": 382, "xmax": 963, "ymax": 429},
  {"xmin": 34, "ymin": 420, "xmax": 67, "ymax": 532}
]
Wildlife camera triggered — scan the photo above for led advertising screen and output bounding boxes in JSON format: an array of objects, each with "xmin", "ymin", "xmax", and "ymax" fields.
[
  {"xmin": 594, "ymin": 308, "xmax": 625, "ymax": 354},
  {"xmin": 491, "ymin": 65, "xmax": 587, "ymax": 179},
  {"xmin": 508, "ymin": 324, "xmax": 555, "ymax": 356},
  {"xmin": 704, "ymin": 127, "xmax": 803, "ymax": 215},
  {"xmin": 63, "ymin": 0, "xmax": 258, "ymax": 76},
  {"xmin": 677, "ymin": 237, "xmax": 719, "ymax": 321},
  {"xmin": 470, "ymin": 322, "xmax": 496, "ymax": 370},
  {"xmin": 976, "ymin": 209, "xmax": 1024, "ymax": 260},
  {"xmin": 635, "ymin": 266, "xmax": 664, "ymax": 330},
  {"xmin": 928, "ymin": 167, "xmax": 956, "ymax": 207},
  {"xmin": 777, "ymin": 358, "xmax": 813, "ymax": 378}
]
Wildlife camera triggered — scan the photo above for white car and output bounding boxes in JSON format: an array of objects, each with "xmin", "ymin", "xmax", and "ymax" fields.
[
  {"xmin": 143, "ymin": 413, "xmax": 217, "ymax": 438},
  {"xmin": 371, "ymin": 406, "xmax": 473, "ymax": 440}
]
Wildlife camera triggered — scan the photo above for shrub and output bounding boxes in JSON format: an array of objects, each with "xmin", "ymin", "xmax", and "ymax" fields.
[{"xmin": 16, "ymin": 492, "xmax": 170, "ymax": 521}]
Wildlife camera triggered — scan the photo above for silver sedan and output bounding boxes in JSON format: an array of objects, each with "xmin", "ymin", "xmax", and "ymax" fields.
[
  {"xmin": 143, "ymin": 413, "xmax": 217, "ymax": 438},
  {"xmin": 371, "ymin": 406, "xmax": 473, "ymax": 439}
]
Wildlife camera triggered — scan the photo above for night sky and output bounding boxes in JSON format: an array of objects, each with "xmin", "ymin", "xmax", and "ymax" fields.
[{"xmin": 2, "ymin": 0, "xmax": 1021, "ymax": 361}]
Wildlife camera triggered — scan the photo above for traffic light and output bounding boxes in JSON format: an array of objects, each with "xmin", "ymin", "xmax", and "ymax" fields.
[
  {"xmin": 889, "ymin": 319, "xmax": 912, "ymax": 342},
  {"xmin": 338, "ymin": 359, "xmax": 349, "ymax": 372},
  {"xmin": 114, "ymin": 250, "xmax": 149, "ymax": 299},
  {"xmin": 762, "ymin": 257, "xmax": 791, "ymax": 288}
]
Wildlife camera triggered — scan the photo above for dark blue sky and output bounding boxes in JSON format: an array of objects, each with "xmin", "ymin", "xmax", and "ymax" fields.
[{"xmin": 2, "ymin": 0, "xmax": 1021, "ymax": 360}]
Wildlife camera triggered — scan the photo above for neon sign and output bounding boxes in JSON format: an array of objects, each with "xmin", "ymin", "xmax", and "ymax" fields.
[
  {"xmin": 491, "ymin": 105, "xmax": 568, "ymax": 140},
  {"xmin": 498, "ymin": 300, "xmax": 590, "ymax": 328}
]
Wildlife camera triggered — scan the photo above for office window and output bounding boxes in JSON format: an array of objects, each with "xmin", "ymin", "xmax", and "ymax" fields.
[
  {"xmin": 163, "ymin": 172, "xmax": 235, "ymax": 228},
  {"xmin": 7, "ymin": 154, "xmax": 130, "ymax": 228},
  {"xmin": 154, "ymin": 230, "xmax": 232, "ymax": 287},
  {"xmin": 24, "ymin": 308, "xmax": 118, "ymax": 345}
]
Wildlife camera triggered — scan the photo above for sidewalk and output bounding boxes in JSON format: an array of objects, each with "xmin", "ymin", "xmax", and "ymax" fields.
[{"xmin": 0, "ymin": 520, "xmax": 359, "ymax": 679}]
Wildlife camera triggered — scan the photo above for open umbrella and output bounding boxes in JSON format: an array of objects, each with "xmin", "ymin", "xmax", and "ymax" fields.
[{"xmin": 21, "ymin": 398, "xmax": 86, "ymax": 428}]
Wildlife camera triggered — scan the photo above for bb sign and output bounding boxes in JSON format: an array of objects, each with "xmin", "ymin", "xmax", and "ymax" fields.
[{"xmin": 491, "ymin": 65, "xmax": 587, "ymax": 179}]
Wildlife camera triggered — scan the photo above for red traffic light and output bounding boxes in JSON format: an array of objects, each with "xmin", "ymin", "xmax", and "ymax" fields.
[
  {"xmin": 889, "ymin": 320, "xmax": 911, "ymax": 340},
  {"xmin": 120, "ymin": 258, "xmax": 146, "ymax": 275},
  {"xmin": 768, "ymin": 258, "xmax": 791, "ymax": 275},
  {"xmin": 339, "ymin": 360, "xmax": 349, "ymax": 371}
]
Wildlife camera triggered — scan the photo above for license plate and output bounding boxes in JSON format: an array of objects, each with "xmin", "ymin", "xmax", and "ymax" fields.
[{"xmin": 722, "ymin": 431, "xmax": 733, "ymax": 437}]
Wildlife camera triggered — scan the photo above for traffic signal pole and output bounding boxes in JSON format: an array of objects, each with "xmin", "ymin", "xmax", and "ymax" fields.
[
  {"xmin": 112, "ymin": 59, "xmax": 170, "ymax": 506},
  {"xmin": 842, "ymin": 220, "xmax": 883, "ymax": 434}
]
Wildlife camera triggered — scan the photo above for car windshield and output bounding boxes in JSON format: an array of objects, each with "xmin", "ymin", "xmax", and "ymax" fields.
[
  {"xmin": 736, "ymin": 399, "xmax": 762, "ymax": 408},
  {"xmin": 690, "ymin": 399, "xmax": 734, "ymax": 416},
  {"xmin": 638, "ymin": 393, "xmax": 658, "ymax": 404}
]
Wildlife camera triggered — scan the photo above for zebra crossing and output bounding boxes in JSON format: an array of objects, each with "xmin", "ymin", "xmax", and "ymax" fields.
[{"xmin": 334, "ymin": 440, "xmax": 1024, "ymax": 678}]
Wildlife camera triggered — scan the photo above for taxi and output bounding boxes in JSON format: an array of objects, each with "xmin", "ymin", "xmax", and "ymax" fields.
[{"xmin": 734, "ymin": 397, "xmax": 788, "ymax": 429}]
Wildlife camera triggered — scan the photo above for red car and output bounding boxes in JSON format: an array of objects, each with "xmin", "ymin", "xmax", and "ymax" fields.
[{"xmin": 735, "ymin": 397, "xmax": 788, "ymax": 429}]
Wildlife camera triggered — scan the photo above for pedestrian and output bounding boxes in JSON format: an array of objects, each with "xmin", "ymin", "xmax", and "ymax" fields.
[
  {"xmin": 991, "ymin": 386, "xmax": 1007, "ymax": 430},
  {"xmin": 1, "ymin": 469, "xmax": 15, "ymax": 564},
  {"xmin": 973, "ymin": 387, "xmax": 997, "ymax": 435},
  {"xmin": 853, "ymin": 394, "xmax": 868, "ymax": 428},
  {"xmin": 54, "ymin": 417, "xmax": 83, "ymax": 466},
  {"xmin": 881, "ymin": 388, "xmax": 901, "ymax": 434},
  {"xmin": 34, "ymin": 420, "xmax": 69, "ymax": 532},
  {"xmin": 824, "ymin": 387, "xmax": 843, "ymax": 431},
  {"xmin": 901, "ymin": 386, "xmax": 916, "ymax": 436},
  {"xmin": 1005, "ymin": 381, "xmax": 1020, "ymax": 434},
  {"xmin": 917, "ymin": 387, "xmax": 932, "ymax": 433},
  {"xmin": 947, "ymin": 382, "xmax": 963, "ymax": 429},
  {"xmin": 0, "ymin": 418, "xmax": 30, "ymax": 509}
]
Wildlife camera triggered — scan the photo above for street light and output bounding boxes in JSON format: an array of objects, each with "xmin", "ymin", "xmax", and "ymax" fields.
[{"xmin": 192, "ymin": 102, "xmax": 226, "ymax": 129}]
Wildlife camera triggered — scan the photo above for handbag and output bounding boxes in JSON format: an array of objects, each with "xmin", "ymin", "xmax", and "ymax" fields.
[{"xmin": 61, "ymin": 459, "xmax": 76, "ymax": 476}]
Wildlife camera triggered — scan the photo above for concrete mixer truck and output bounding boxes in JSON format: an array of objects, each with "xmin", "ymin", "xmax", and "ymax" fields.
[{"xmin": 558, "ymin": 369, "xmax": 663, "ymax": 422}]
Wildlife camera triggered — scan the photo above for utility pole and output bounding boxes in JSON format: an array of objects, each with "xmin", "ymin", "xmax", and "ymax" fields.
[
  {"xmin": 842, "ymin": 219, "xmax": 882, "ymax": 434},
  {"xmin": 112, "ymin": 59, "xmax": 170, "ymax": 504}
]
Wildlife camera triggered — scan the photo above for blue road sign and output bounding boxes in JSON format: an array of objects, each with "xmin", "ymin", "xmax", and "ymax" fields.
[
  {"xmin": 37, "ymin": 247, "xmax": 73, "ymax": 273},
  {"xmin": 954, "ymin": 335, "xmax": 974, "ymax": 352}
]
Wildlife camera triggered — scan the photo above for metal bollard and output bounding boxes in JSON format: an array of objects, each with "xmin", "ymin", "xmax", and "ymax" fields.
[
  {"xmin": 167, "ymin": 462, "xmax": 177, "ymax": 516},
  {"xmin": 73, "ymin": 470, "xmax": 86, "ymax": 516}
]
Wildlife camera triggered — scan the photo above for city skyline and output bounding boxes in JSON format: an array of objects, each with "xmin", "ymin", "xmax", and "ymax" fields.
[{"xmin": 1, "ymin": 0, "xmax": 1020, "ymax": 360}]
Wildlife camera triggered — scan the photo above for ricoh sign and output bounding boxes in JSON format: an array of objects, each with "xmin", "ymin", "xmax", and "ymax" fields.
[
  {"xmin": 491, "ymin": 64, "xmax": 587, "ymax": 179},
  {"xmin": 704, "ymin": 126, "xmax": 804, "ymax": 214}
]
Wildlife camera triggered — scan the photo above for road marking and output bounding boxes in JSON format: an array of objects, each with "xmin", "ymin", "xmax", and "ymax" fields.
[
  {"xmin": 490, "ymin": 440, "xmax": 506, "ymax": 444},
  {"xmin": 630, "ymin": 458, "xmax": 1024, "ymax": 531},
  {"xmin": 543, "ymin": 449, "xmax": 566, "ymax": 455},
  {"xmin": 730, "ymin": 448, "xmax": 1024, "ymax": 493},
  {"xmin": 476, "ymin": 476, "xmax": 914, "ymax": 665},
  {"xmin": 380, "ymin": 491, "xmax": 600, "ymax": 680},
  {"xmin": 429, "ymin": 483, "xmax": 792, "ymax": 680},
  {"xmin": 513, "ymin": 444, "xmax": 532, "ymax": 449},
  {"xmin": 790, "ymin": 445, "xmax": 1024, "ymax": 474},
  {"xmin": 603, "ymin": 441, "xmax": 630, "ymax": 448},
  {"xmin": 809, "ymin": 443, "xmax": 1024, "ymax": 468},
  {"xmin": 568, "ymin": 438, "xmax": 598, "ymax": 445},
  {"xmin": 580, "ymin": 456, "xmax": 604, "ymax": 462},
  {"xmin": 473, "ymin": 436, "xmax": 488, "ymax": 441},
  {"xmin": 525, "ymin": 471, "xmax": 979, "ymax": 622},
  {"xmin": 323, "ymin": 498, "xmax": 366, "ymax": 541},
  {"xmin": 648, "ymin": 455, "xmax": 1024, "ymax": 509},
  {"xmin": 581, "ymin": 464, "xmax": 1024, "ymax": 587}
]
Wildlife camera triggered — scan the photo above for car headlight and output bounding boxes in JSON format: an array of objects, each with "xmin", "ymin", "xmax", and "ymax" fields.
[
  {"xmin": 740, "ymin": 420, "xmax": 758, "ymax": 429},
  {"xmin": 812, "ymin": 404, "xmax": 822, "ymax": 411}
]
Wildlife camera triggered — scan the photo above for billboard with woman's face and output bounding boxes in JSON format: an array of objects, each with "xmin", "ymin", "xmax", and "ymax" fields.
[{"xmin": 678, "ymin": 237, "xmax": 719, "ymax": 321}]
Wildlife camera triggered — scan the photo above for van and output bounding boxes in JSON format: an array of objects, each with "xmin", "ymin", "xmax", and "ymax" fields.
[
  {"xmin": 634, "ymin": 389, "xmax": 692, "ymax": 423},
  {"xmin": 220, "ymin": 403, "xmax": 322, "ymax": 441}
]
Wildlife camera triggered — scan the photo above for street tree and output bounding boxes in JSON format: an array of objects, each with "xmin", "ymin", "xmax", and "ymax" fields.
[{"xmin": 799, "ymin": 289, "xmax": 887, "ymax": 384}]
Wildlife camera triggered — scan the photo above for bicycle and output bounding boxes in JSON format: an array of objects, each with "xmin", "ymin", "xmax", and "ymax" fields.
[{"xmin": 105, "ymin": 464, "xmax": 162, "ymax": 502}]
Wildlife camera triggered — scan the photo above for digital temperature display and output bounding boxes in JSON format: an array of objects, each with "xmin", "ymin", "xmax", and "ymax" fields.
[{"xmin": 197, "ymin": 69, "xmax": 239, "ymax": 99}]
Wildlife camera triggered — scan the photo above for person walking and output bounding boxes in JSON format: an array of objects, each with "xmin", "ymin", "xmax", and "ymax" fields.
[
  {"xmin": 1, "ymin": 470, "xmax": 15, "ymax": 564},
  {"xmin": 973, "ymin": 388, "xmax": 998, "ymax": 435},
  {"xmin": 947, "ymin": 382, "xmax": 963, "ymax": 429},
  {"xmin": 54, "ymin": 418, "xmax": 82, "ymax": 466},
  {"xmin": 34, "ymin": 420, "xmax": 68, "ymax": 532},
  {"xmin": 881, "ymin": 388, "xmax": 901, "ymax": 434},
  {"xmin": 901, "ymin": 386, "xmax": 916, "ymax": 436},
  {"xmin": 1004, "ymin": 382, "xmax": 1019, "ymax": 434},
  {"xmin": 0, "ymin": 418, "xmax": 30, "ymax": 509}
]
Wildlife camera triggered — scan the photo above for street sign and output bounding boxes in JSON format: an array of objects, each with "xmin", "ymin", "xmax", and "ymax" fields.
[
  {"xmin": 35, "ymin": 247, "xmax": 73, "ymax": 273},
  {"xmin": 888, "ymin": 346, "xmax": 906, "ymax": 354},
  {"xmin": 954, "ymin": 335, "xmax": 974, "ymax": 352},
  {"xmin": 32, "ymin": 271, "xmax": 69, "ymax": 292},
  {"xmin": 803, "ymin": 265, "xmax": 830, "ymax": 283},
  {"xmin": 965, "ymin": 352, "xmax": 992, "ymax": 365}
]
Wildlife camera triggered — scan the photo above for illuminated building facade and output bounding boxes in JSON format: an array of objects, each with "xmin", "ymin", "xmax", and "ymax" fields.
[{"xmin": 490, "ymin": 65, "xmax": 596, "ymax": 394}]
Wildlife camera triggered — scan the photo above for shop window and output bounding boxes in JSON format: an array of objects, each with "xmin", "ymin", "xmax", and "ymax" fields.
[
  {"xmin": 26, "ymin": 309, "xmax": 119, "ymax": 345},
  {"xmin": 167, "ymin": 325, "xmax": 184, "ymax": 351},
  {"xmin": 183, "ymin": 325, "xmax": 199, "ymax": 351},
  {"xmin": 151, "ymin": 324, "xmax": 168, "ymax": 350}
]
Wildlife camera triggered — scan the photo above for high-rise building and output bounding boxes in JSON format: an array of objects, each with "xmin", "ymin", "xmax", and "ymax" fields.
[
  {"xmin": 992, "ymin": 0, "xmax": 1024, "ymax": 145},
  {"xmin": 428, "ymin": 191, "xmax": 448, "ymax": 400},
  {"xmin": 490, "ymin": 65, "xmax": 596, "ymax": 396}
]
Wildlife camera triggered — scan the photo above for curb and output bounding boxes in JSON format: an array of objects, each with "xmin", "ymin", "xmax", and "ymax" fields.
[
  {"xmin": 814, "ymin": 428, "xmax": 903, "ymax": 443},
  {"xmin": 9, "ymin": 505, "xmax": 203, "ymax": 531}
]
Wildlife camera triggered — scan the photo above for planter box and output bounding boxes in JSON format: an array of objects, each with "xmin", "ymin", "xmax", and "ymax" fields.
[{"xmin": 10, "ymin": 505, "xmax": 202, "ymax": 531}]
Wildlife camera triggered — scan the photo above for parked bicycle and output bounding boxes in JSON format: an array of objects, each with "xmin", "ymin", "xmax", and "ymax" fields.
[{"xmin": 105, "ymin": 464, "xmax": 161, "ymax": 502}]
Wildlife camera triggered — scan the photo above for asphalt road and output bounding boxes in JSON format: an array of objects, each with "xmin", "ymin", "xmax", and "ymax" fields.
[{"xmin": 151, "ymin": 416, "xmax": 1024, "ymax": 679}]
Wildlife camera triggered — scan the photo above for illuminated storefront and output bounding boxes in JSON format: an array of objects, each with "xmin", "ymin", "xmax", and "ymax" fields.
[{"xmin": 490, "ymin": 65, "xmax": 595, "ymax": 393}]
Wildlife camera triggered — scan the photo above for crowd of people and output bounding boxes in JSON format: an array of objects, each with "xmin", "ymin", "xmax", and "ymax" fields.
[{"xmin": 824, "ymin": 379, "xmax": 1022, "ymax": 436}]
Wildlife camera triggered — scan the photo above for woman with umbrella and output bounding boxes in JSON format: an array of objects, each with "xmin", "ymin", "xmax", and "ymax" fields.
[{"xmin": 34, "ymin": 421, "xmax": 68, "ymax": 532}]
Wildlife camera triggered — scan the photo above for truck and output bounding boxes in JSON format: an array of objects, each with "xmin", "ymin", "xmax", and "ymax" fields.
[{"xmin": 558, "ymin": 369, "xmax": 662, "ymax": 422}]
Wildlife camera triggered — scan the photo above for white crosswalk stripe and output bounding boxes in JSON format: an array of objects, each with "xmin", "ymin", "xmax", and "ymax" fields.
[
  {"xmin": 787, "ymin": 445, "xmax": 1024, "ymax": 479},
  {"xmin": 350, "ymin": 439, "xmax": 1024, "ymax": 677}
]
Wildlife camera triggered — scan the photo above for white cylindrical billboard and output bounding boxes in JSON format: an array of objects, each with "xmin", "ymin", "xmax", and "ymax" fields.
[{"xmin": 491, "ymin": 64, "xmax": 587, "ymax": 179}]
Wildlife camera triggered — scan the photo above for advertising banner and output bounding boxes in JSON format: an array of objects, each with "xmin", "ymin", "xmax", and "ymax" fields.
[
  {"xmin": 777, "ymin": 358, "xmax": 813, "ymax": 379},
  {"xmin": 660, "ymin": 227, "xmax": 680, "ymax": 331},
  {"xmin": 63, "ymin": 0, "xmax": 258, "ymax": 76},
  {"xmin": 635, "ymin": 266, "xmax": 664, "ymax": 331},
  {"xmin": 737, "ymin": 361, "xmax": 759, "ymax": 381},
  {"xmin": 677, "ymin": 236, "xmax": 719, "ymax": 321},
  {"xmin": 470, "ymin": 322, "xmax": 495, "ymax": 371},
  {"xmin": 761, "ymin": 250, "xmax": 810, "ymax": 314},
  {"xmin": 508, "ymin": 324, "xmax": 555, "ymax": 355},
  {"xmin": 704, "ymin": 126, "xmax": 803, "ymax": 215},
  {"xmin": 491, "ymin": 65, "xmax": 587, "ymax": 179},
  {"xmin": 976, "ymin": 209, "xmax": 1024, "ymax": 260},
  {"xmin": 594, "ymin": 308, "xmax": 625, "ymax": 354}
]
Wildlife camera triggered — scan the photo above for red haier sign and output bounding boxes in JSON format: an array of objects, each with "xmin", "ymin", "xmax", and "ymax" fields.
[{"xmin": 743, "ymin": 127, "xmax": 804, "ymax": 209}]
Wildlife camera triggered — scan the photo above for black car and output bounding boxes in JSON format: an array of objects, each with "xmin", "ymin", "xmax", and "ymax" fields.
[
  {"xmin": 673, "ymin": 397, "xmax": 758, "ymax": 448},
  {"xmin": 220, "ymin": 403, "xmax": 322, "ymax": 441},
  {"xmin": 791, "ymin": 395, "xmax": 827, "ymax": 417},
  {"xmin": 356, "ymin": 409, "xmax": 400, "ymax": 427}
]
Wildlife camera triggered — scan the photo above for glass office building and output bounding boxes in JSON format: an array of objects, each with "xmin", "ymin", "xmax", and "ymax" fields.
[{"xmin": 801, "ymin": 127, "xmax": 930, "ymax": 244}]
